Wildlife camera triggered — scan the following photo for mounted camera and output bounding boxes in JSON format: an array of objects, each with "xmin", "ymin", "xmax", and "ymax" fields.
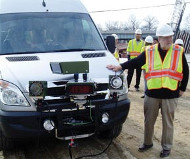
[
  {"xmin": 109, "ymin": 75, "xmax": 123, "ymax": 93},
  {"xmin": 29, "ymin": 81, "xmax": 47, "ymax": 99}
]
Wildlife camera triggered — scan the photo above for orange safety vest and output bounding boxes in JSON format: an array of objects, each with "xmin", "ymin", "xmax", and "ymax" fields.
[
  {"xmin": 127, "ymin": 39, "xmax": 144, "ymax": 59},
  {"xmin": 144, "ymin": 44, "xmax": 183, "ymax": 90}
]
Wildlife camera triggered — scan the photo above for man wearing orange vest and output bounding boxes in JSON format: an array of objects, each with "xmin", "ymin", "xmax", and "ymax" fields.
[
  {"xmin": 107, "ymin": 24, "xmax": 189, "ymax": 158},
  {"xmin": 127, "ymin": 29, "xmax": 144, "ymax": 91}
]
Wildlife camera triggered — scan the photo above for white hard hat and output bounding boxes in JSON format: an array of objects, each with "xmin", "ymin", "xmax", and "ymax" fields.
[
  {"xmin": 111, "ymin": 33, "xmax": 118, "ymax": 39},
  {"xmin": 145, "ymin": 36, "xmax": 153, "ymax": 43},
  {"xmin": 156, "ymin": 24, "xmax": 174, "ymax": 37},
  {"xmin": 135, "ymin": 29, "xmax": 142, "ymax": 34},
  {"xmin": 175, "ymin": 39, "xmax": 184, "ymax": 45}
]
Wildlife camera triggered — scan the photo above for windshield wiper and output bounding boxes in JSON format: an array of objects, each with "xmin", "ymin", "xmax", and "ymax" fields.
[
  {"xmin": 53, "ymin": 49, "xmax": 96, "ymax": 52},
  {"xmin": 1, "ymin": 49, "xmax": 97, "ymax": 55},
  {"xmin": 1, "ymin": 51, "xmax": 45, "ymax": 55}
]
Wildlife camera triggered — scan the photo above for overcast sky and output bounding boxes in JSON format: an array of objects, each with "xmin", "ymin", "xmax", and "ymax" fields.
[{"xmin": 81, "ymin": 0, "xmax": 190, "ymax": 29}]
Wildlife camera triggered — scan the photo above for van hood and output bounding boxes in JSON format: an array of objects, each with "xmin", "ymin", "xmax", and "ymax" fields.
[{"xmin": 0, "ymin": 51, "xmax": 120, "ymax": 92}]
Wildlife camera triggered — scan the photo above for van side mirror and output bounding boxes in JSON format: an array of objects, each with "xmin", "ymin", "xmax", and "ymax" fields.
[{"xmin": 106, "ymin": 36, "xmax": 115, "ymax": 54}]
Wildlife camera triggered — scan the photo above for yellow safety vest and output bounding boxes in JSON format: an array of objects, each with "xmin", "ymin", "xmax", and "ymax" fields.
[
  {"xmin": 114, "ymin": 48, "xmax": 120, "ymax": 61},
  {"xmin": 141, "ymin": 46, "xmax": 146, "ymax": 69},
  {"xmin": 127, "ymin": 39, "xmax": 144, "ymax": 59},
  {"xmin": 144, "ymin": 44, "xmax": 183, "ymax": 91}
]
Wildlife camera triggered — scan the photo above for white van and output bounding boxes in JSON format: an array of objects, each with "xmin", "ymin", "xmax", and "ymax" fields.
[{"xmin": 0, "ymin": 0, "xmax": 130, "ymax": 150}]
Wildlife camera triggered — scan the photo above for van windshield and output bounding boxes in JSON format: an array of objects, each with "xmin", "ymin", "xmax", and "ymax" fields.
[{"xmin": 0, "ymin": 13, "xmax": 106, "ymax": 54}]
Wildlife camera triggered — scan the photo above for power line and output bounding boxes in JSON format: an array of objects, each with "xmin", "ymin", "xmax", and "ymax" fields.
[
  {"xmin": 90, "ymin": 3, "xmax": 176, "ymax": 13},
  {"xmin": 89, "ymin": 2, "xmax": 190, "ymax": 14}
]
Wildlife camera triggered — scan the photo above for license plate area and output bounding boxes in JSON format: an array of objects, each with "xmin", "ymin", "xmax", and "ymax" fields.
[{"xmin": 56, "ymin": 114, "xmax": 95, "ymax": 138}]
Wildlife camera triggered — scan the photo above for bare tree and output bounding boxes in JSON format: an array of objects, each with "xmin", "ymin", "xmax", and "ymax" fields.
[
  {"xmin": 119, "ymin": 22, "xmax": 128, "ymax": 31},
  {"xmin": 127, "ymin": 14, "xmax": 140, "ymax": 30},
  {"xmin": 142, "ymin": 16, "xmax": 159, "ymax": 31},
  {"xmin": 96, "ymin": 23, "xmax": 104, "ymax": 32},
  {"xmin": 105, "ymin": 21, "xmax": 120, "ymax": 31}
]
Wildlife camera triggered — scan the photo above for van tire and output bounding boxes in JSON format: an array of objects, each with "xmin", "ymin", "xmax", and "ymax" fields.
[
  {"xmin": 0, "ymin": 130, "xmax": 14, "ymax": 150},
  {"xmin": 98, "ymin": 124, "xmax": 123, "ymax": 139}
]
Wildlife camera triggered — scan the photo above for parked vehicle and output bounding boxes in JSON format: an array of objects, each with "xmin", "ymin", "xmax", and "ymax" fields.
[{"xmin": 0, "ymin": 0, "xmax": 130, "ymax": 150}]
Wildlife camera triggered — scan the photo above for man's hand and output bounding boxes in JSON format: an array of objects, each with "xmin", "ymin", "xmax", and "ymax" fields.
[
  {"xmin": 106, "ymin": 65, "xmax": 122, "ymax": 72},
  {"xmin": 179, "ymin": 90, "xmax": 184, "ymax": 97}
]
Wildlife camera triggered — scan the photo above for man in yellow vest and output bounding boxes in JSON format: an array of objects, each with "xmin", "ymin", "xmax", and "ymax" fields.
[
  {"xmin": 106, "ymin": 24, "xmax": 189, "ymax": 158},
  {"xmin": 127, "ymin": 29, "xmax": 144, "ymax": 91}
]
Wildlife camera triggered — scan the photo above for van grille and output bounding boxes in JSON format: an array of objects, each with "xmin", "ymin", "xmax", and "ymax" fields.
[
  {"xmin": 6, "ymin": 56, "xmax": 39, "ymax": 62},
  {"xmin": 81, "ymin": 53, "xmax": 106, "ymax": 58},
  {"xmin": 47, "ymin": 86, "xmax": 66, "ymax": 96}
]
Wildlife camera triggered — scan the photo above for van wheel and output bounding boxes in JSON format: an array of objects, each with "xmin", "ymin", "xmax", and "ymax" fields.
[
  {"xmin": 0, "ymin": 130, "xmax": 14, "ymax": 150},
  {"xmin": 97, "ymin": 124, "xmax": 123, "ymax": 139}
]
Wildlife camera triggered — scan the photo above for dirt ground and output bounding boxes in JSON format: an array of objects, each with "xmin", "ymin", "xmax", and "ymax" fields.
[
  {"xmin": 118, "ymin": 75, "xmax": 190, "ymax": 159},
  {"xmin": 0, "ymin": 71, "xmax": 190, "ymax": 159}
]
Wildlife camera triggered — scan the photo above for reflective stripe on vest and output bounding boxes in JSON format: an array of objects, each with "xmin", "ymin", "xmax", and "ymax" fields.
[
  {"xmin": 144, "ymin": 44, "xmax": 183, "ymax": 90},
  {"xmin": 129, "ymin": 51, "xmax": 141, "ymax": 56},
  {"xmin": 145, "ymin": 69, "xmax": 183, "ymax": 81}
]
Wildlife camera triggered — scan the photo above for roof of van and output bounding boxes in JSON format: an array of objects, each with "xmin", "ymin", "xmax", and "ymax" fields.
[{"xmin": 0, "ymin": 0, "xmax": 88, "ymax": 14}]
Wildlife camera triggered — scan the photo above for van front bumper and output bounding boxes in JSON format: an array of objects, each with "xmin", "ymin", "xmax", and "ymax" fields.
[{"xmin": 0, "ymin": 98, "xmax": 130, "ymax": 139}]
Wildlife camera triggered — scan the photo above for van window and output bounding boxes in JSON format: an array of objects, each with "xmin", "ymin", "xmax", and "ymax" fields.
[{"xmin": 0, "ymin": 13, "xmax": 106, "ymax": 54}]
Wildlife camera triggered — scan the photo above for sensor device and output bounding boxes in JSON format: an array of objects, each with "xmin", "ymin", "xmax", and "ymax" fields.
[
  {"xmin": 109, "ymin": 75, "xmax": 123, "ymax": 90},
  {"xmin": 50, "ymin": 61, "xmax": 89, "ymax": 74},
  {"xmin": 29, "ymin": 81, "xmax": 47, "ymax": 99},
  {"xmin": 66, "ymin": 82, "xmax": 94, "ymax": 95}
]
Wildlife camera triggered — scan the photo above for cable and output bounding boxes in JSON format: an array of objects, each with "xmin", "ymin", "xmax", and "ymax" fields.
[
  {"xmin": 34, "ymin": 100, "xmax": 44, "ymax": 159},
  {"xmin": 89, "ymin": 104, "xmax": 94, "ymax": 121},
  {"xmin": 75, "ymin": 138, "xmax": 113, "ymax": 159},
  {"xmin": 43, "ymin": 100, "xmax": 56, "ymax": 128},
  {"xmin": 75, "ymin": 92, "xmax": 119, "ymax": 159},
  {"xmin": 36, "ymin": 96, "xmax": 119, "ymax": 159},
  {"xmin": 41, "ymin": 100, "xmax": 74, "ymax": 159},
  {"xmin": 119, "ymin": 70, "xmax": 124, "ymax": 76},
  {"xmin": 68, "ymin": 144, "xmax": 73, "ymax": 159},
  {"xmin": 90, "ymin": 3, "xmax": 176, "ymax": 13}
]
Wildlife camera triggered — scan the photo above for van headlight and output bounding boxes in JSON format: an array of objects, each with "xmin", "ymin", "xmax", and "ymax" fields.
[{"xmin": 0, "ymin": 80, "xmax": 29, "ymax": 106}]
